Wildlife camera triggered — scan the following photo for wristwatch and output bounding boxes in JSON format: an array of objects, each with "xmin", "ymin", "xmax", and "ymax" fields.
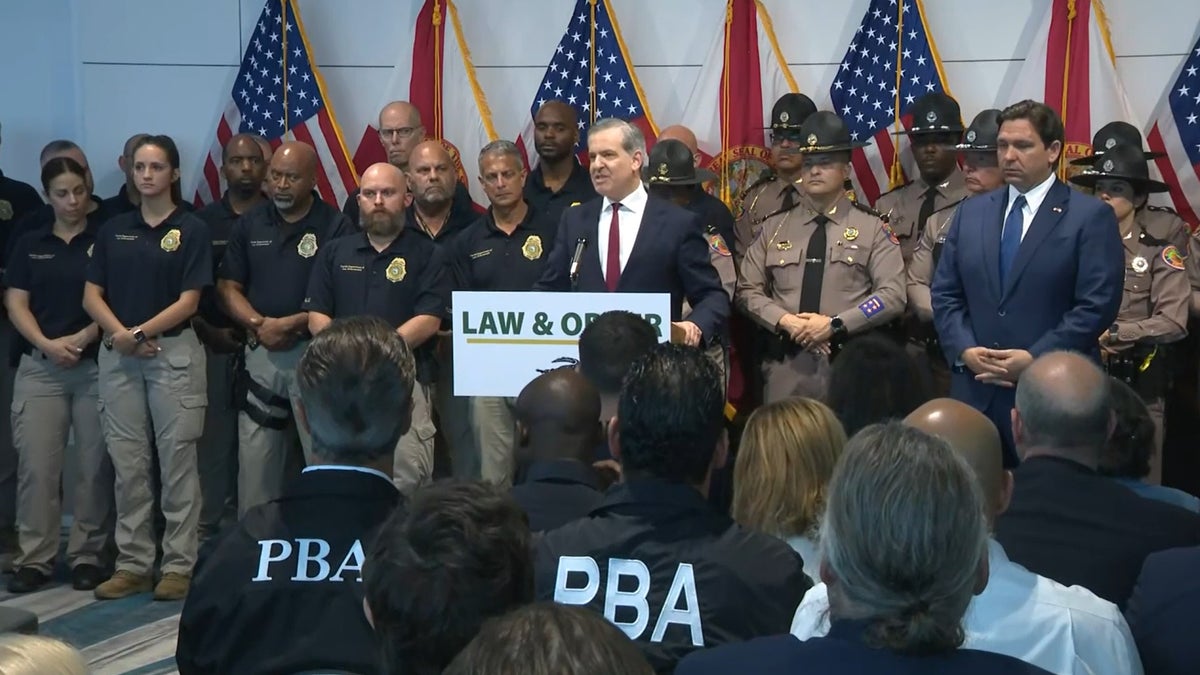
[
  {"xmin": 831, "ymin": 316, "xmax": 847, "ymax": 336},
  {"xmin": 132, "ymin": 327, "xmax": 147, "ymax": 344},
  {"xmin": 102, "ymin": 334, "xmax": 114, "ymax": 350}
]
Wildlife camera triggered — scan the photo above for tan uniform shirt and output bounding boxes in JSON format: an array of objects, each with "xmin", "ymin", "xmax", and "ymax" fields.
[
  {"xmin": 1114, "ymin": 229, "xmax": 1188, "ymax": 345},
  {"xmin": 733, "ymin": 176, "xmax": 808, "ymax": 264},
  {"xmin": 683, "ymin": 231, "xmax": 736, "ymax": 317},
  {"xmin": 874, "ymin": 170, "xmax": 969, "ymax": 264},
  {"xmin": 906, "ymin": 202, "xmax": 962, "ymax": 322},
  {"xmin": 736, "ymin": 195, "xmax": 906, "ymax": 336},
  {"xmin": 1141, "ymin": 205, "xmax": 1189, "ymax": 250}
]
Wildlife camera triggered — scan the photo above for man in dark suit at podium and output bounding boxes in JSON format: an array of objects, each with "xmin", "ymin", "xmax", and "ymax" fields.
[{"xmin": 534, "ymin": 118, "xmax": 728, "ymax": 347}]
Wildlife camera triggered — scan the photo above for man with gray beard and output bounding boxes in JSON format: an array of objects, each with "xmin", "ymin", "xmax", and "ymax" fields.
[
  {"xmin": 305, "ymin": 162, "xmax": 451, "ymax": 493},
  {"xmin": 217, "ymin": 141, "xmax": 353, "ymax": 514}
]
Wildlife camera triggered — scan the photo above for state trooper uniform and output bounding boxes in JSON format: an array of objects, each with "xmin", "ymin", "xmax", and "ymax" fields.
[
  {"xmin": 736, "ymin": 112, "xmax": 907, "ymax": 403},
  {"xmin": 88, "ymin": 207, "xmax": 212, "ymax": 580},
  {"xmin": 1070, "ymin": 147, "xmax": 1189, "ymax": 482},
  {"xmin": 218, "ymin": 196, "xmax": 353, "ymax": 514},
  {"xmin": 534, "ymin": 478, "xmax": 811, "ymax": 674},
  {"xmin": 176, "ymin": 465, "xmax": 399, "ymax": 675},
  {"xmin": 907, "ymin": 109, "xmax": 1003, "ymax": 395},
  {"xmin": 303, "ymin": 229, "xmax": 452, "ymax": 493},
  {"xmin": 449, "ymin": 200, "xmax": 556, "ymax": 484}
]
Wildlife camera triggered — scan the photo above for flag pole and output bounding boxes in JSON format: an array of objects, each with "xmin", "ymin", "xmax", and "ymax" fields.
[
  {"xmin": 889, "ymin": 2, "xmax": 904, "ymax": 189},
  {"xmin": 720, "ymin": 1, "xmax": 733, "ymax": 206},
  {"xmin": 1057, "ymin": 0, "xmax": 1078, "ymax": 180},
  {"xmin": 433, "ymin": 0, "xmax": 444, "ymax": 138},
  {"xmin": 589, "ymin": 0, "xmax": 598, "ymax": 126},
  {"xmin": 280, "ymin": 0, "xmax": 289, "ymax": 135}
]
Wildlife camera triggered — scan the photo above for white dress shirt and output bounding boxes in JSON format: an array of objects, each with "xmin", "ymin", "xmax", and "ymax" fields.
[
  {"xmin": 790, "ymin": 539, "xmax": 1143, "ymax": 675},
  {"xmin": 1003, "ymin": 171, "xmax": 1057, "ymax": 241},
  {"xmin": 598, "ymin": 184, "xmax": 648, "ymax": 283},
  {"xmin": 784, "ymin": 534, "xmax": 821, "ymax": 585}
]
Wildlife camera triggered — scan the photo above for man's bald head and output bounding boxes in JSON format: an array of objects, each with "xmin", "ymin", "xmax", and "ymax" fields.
[
  {"xmin": 1013, "ymin": 351, "xmax": 1112, "ymax": 465},
  {"xmin": 379, "ymin": 101, "xmax": 422, "ymax": 128},
  {"xmin": 657, "ymin": 125, "xmax": 700, "ymax": 166},
  {"xmin": 269, "ymin": 141, "xmax": 319, "ymax": 215},
  {"xmin": 515, "ymin": 369, "xmax": 602, "ymax": 462},
  {"xmin": 273, "ymin": 141, "xmax": 318, "ymax": 173},
  {"xmin": 533, "ymin": 101, "xmax": 579, "ymax": 163},
  {"xmin": 407, "ymin": 141, "xmax": 456, "ymax": 210},
  {"xmin": 906, "ymin": 398, "xmax": 1007, "ymax": 518},
  {"xmin": 378, "ymin": 101, "xmax": 425, "ymax": 169},
  {"xmin": 221, "ymin": 134, "xmax": 267, "ymax": 196}
]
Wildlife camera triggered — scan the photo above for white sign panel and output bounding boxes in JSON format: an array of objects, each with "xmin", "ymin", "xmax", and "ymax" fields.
[{"xmin": 452, "ymin": 291, "xmax": 672, "ymax": 397}]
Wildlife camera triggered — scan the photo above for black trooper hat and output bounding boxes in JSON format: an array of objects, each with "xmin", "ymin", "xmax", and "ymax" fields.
[
  {"xmin": 1069, "ymin": 121, "xmax": 1167, "ymax": 165},
  {"xmin": 955, "ymin": 109, "xmax": 1002, "ymax": 151},
  {"xmin": 644, "ymin": 139, "xmax": 717, "ymax": 185},
  {"xmin": 1068, "ymin": 143, "xmax": 1169, "ymax": 193},
  {"xmin": 767, "ymin": 93, "xmax": 818, "ymax": 131},
  {"xmin": 795, "ymin": 111, "xmax": 870, "ymax": 154},
  {"xmin": 898, "ymin": 92, "xmax": 964, "ymax": 135}
]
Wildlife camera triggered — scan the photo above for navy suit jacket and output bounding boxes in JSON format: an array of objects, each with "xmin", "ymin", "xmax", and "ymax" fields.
[
  {"xmin": 932, "ymin": 180, "xmax": 1123, "ymax": 410},
  {"xmin": 534, "ymin": 194, "xmax": 729, "ymax": 340},
  {"xmin": 1126, "ymin": 545, "xmax": 1200, "ymax": 675}
]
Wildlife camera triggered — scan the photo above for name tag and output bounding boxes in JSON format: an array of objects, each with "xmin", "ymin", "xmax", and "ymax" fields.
[
  {"xmin": 470, "ymin": 248, "xmax": 493, "ymax": 260},
  {"xmin": 29, "ymin": 253, "xmax": 54, "ymax": 260},
  {"xmin": 250, "ymin": 239, "xmax": 273, "ymax": 247},
  {"xmin": 114, "ymin": 234, "xmax": 138, "ymax": 241},
  {"xmin": 339, "ymin": 264, "xmax": 365, "ymax": 273}
]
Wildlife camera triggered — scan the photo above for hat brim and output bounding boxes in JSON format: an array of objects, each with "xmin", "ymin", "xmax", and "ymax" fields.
[
  {"xmin": 645, "ymin": 167, "xmax": 718, "ymax": 186},
  {"xmin": 796, "ymin": 141, "xmax": 870, "ymax": 154},
  {"xmin": 1067, "ymin": 172, "xmax": 1170, "ymax": 194},
  {"xmin": 892, "ymin": 126, "xmax": 965, "ymax": 136},
  {"xmin": 955, "ymin": 143, "xmax": 998, "ymax": 151},
  {"xmin": 1069, "ymin": 149, "xmax": 1168, "ymax": 166}
]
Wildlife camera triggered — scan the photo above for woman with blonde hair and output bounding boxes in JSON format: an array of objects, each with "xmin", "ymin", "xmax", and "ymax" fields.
[
  {"xmin": 0, "ymin": 634, "xmax": 89, "ymax": 675},
  {"xmin": 732, "ymin": 397, "xmax": 846, "ymax": 581}
]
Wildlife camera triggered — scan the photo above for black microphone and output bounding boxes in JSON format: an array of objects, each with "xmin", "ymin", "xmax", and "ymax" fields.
[{"xmin": 569, "ymin": 237, "xmax": 588, "ymax": 290}]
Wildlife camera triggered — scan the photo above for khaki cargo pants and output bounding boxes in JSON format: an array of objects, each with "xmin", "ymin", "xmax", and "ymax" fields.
[{"xmin": 238, "ymin": 341, "xmax": 309, "ymax": 515}]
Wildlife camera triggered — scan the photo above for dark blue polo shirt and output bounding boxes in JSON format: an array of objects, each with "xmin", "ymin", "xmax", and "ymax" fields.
[
  {"xmin": 102, "ymin": 184, "xmax": 194, "ymax": 218},
  {"xmin": 3, "ymin": 195, "xmax": 113, "ymax": 270},
  {"xmin": 196, "ymin": 192, "xmax": 263, "ymax": 328},
  {"xmin": 218, "ymin": 196, "xmax": 353, "ymax": 319},
  {"xmin": 524, "ymin": 160, "xmax": 597, "ymax": 228},
  {"xmin": 449, "ymin": 202, "xmax": 557, "ymax": 291},
  {"xmin": 4, "ymin": 224, "xmax": 97, "ymax": 342},
  {"xmin": 404, "ymin": 197, "xmax": 479, "ymax": 245},
  {"xmin": 0, "ymin": 170, "xmax": 45, "ymax": 261},
  {"xmin": 343, "ymin": 180, "xmax": 476, "ymax": 228},
  {"xmin": 86, "ymin": 208, "xmax": 212, "ymax": 328}
]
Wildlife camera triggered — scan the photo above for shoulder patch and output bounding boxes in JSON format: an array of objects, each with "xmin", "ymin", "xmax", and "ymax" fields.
[
  {"xmin": 882, "ymin": 221, "xmax": 900, "ymax": 245},
  {"xmin": 858, "ymin": 295, "xmax": 885, "ymax": 318},
  {"xmin": 1162, "ymin": 245, "xmax": 1185, "ymax": 270},
  {"xmin": 707, "ymin": 233, "xmax": 732, "ymax": 257}
]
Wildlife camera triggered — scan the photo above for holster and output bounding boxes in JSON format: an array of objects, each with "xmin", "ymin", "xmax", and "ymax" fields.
[
  {"xmin": 1105, "ymin": 344, "xmax": 1168, "ymax": 401},
  {"xmin": 235, "ymin": 352, "xmax": 292, "ymax": 431}
]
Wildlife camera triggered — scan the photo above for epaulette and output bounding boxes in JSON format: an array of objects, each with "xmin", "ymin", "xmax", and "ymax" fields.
[
  {"xmin": 1147, "ymin": 205, "xmax": 1180, "ymax": 215},
  {"xmin": 876, "ymin": 180, "xmax": 913, "ymax": 200},
  {"xmin": 1138, "ymin": 227, "xmax": 1170, "ymax": 248},
  {"xmin": 740, "ymin": 170, "xmax": 777, "ymax": 197},
  {"xmin": 851, "ymin": 200, "xmax": 887, "ymax": 220}
]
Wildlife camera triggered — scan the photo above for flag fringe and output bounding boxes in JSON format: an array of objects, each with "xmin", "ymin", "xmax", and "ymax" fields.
[{"xmin": 290, "ymin": 0, "xmax": 359, "ymax": 184}]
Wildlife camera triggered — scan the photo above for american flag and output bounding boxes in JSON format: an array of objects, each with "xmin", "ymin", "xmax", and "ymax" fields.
[
  {"xmin": 831, "ymin": 0, "xmax": 949, "ymax": 205},
  {"xmin": 193, "ymin": 0, "xmax": 356, "ymax": 207},
  {"xmin": 515, "ymin": 0, "xmax": 657, "ymax": 167},
  {"xmin": 1146, "ymin": 30, "xmax": 1200, "ymax": 228}
]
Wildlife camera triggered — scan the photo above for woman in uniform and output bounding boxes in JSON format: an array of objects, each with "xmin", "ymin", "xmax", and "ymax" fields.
[
  {"xmin": 83, "ymin": 134, "xmax": 212, "ymax": 601},
  {"xmin": 1069, "ymin": 143, "xmax": 1189, "ymax": 484},
  {"xmin": 3, "ymin": 157, "xmax": 112, "ymax": 593}
]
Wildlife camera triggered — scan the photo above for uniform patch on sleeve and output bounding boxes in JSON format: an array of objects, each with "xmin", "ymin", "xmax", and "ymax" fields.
[
  {"xmin": 1162, "ymin": 245, "xmax": 1185, "ymax": 270},
  {"xmin": 858, "ymin": 295, "xmax": 885, "ymax": 318},
  {"xmin": 882, "ymin": 222, "xmax": 900, "ymax": 245},
  {"xmin": 707, "ymin": 233, "xmax": 732, "ymax": 257}
]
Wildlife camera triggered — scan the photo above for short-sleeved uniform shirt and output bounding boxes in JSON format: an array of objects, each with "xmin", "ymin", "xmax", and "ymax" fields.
[
  {"xmin": 523, "ymin": 160, "xmax": 598, "ymax": 228},
  {"xmin": 195, "ymin": 192, "xmax": 267, "ymax": 327},
  {"xmin": 5, "ymin": 223, "xmax": 99, "ymax": 354},
  {"xmin": 450, "ymin": 203, "xmax": 557, "ymax": 291}
]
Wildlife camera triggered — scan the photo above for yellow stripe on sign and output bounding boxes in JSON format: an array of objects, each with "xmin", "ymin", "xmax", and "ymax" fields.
[{"xmin": 464, "ymin": 338, "xmax": 580, "ymax": 346}]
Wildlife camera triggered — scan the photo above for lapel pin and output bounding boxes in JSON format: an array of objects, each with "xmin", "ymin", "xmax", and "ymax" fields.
[{"xmin": 1052, "ymin": 206, "xmax": 1063, "ymax": 213}]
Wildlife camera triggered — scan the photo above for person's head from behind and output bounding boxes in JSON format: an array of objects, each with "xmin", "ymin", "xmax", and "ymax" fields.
[
  {"xmin": 1098, "ymin": 377, "xmax": 1154, "ymax": 480},
  {"xmin": 41, "ymin": 157, "xmax": 90, "ymax": 227},
  {"xmin": 515, "ymin": 368, "xmax": 602, "ymax": 467},
  {"xmin": 825, "ymin": 334, "xmax": 930, "ymax": 437},
  {"xmin": 906, "ymin": 398, "xmax": 1010, "ymax": 525},
  {"xmin": 732, "ymin": 398, "xmax": 846, "ymax": 539},
  {"xmin": 296, "ymin": 316, "xmax": 415, "ymax": 473},
  {"xmin": 444, "ymin": 602, "xmax": 654, "ymax": 675},
  {"xmin": 820, "ymin": 421, "xmax": 989, "ymax": 656},
  {"xmin": 40, "ymin": 140, "xmax": 94, "ymax": 194},
  {"xmin": 997, "ymin": 99, "xmax": 1064, "ymax": 191},
  {"xmin": 577, "ymin": 311, "xmax": 659, "ymax": 418},
  {"xmin": 131, "ymin": 134, "xmax": 183, "ymax": 205},
  {"xmin": 0, "ymin": 634, "xmax": 88, "ymax": 675},
  {"xmin": 1012, "ymin": 351, "xmax": 1112, "ymax": 466},
  {"xmin": 612, "ymin": 344, "xmax": 727, "ymax": 490},
  {"xmin": 364, "ymin": 481, "xmax": 534, "ymax": 675}
]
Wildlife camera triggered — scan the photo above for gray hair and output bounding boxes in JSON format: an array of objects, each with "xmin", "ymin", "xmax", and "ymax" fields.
[
  {"xmin": 820, "ymin": 421, "xmax": 988, "ymax": 655},
  {"xmin": 297, "ymin": 316, "xmax": 416, "ymax": 464},
  {"xmin": 1013, "ymin": 351, "xmax": 1111, "ymax": 451},
  {"xmin": 478, "ymin": 140, "xmax": 522, "ymax": 167},
  {"xmin": 39, "ymin": 140, "xmax": 81, "ymax": 165},
  {"xmin": 589, "ymin": 118, "xmax": 645, "ymax": 159}
]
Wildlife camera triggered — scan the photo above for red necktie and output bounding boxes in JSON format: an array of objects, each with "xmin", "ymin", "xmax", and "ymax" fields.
[{"xmin": 606, "ymin": 202, "xmax": 622, "ymax": 291}]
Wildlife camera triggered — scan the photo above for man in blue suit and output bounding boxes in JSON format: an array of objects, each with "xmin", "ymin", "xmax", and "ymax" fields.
[
  {"xmin": 932, "ymin": 100, "xmax": 1123, "ymax": 467},
  {"xmin": 1126, "ymin": 546, "xmax": 1200, "ymax": 675},
  {"xmin": 535, "ymin": 118, "xmax": 728, "ymax": 347}
]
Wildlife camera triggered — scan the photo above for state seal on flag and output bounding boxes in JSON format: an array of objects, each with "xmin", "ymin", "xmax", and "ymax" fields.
[
  {"xmin": 708, "ymin": 145, "xmax": 773, "ymax": 218},
  {"xmin": 1062, "ymin": 141, "xmax": 1094, "ymax": 181}
]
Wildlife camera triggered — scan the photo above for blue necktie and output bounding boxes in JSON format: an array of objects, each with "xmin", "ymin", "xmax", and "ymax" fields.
[{"xmin": 999, "ymin": 194, "xmax": 1027, "ymax": 286}]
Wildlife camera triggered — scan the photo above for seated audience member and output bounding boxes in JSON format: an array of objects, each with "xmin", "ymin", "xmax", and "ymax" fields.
[
  {"xmin": 792, "ymin": 398, "xmax": 1143, "ymax": 675},
  {"xmin": 732, "ymin": 397, "xmax": 846, "ymax": 581},
  {"xmin": 677, "ymin": 422, "xmax": 1051, "ymax": 675},
  {"xmin": 824, "ymin": 333, "xmax": 930, "ymax": 437},
  {"xmin": 577, "ymin": 310, "xmax": 660, "ymax": 426},
  {"xmin": 1126, "ymin": 545, "xmax": 1200, "ymax": 675},
  {"xmin": 994, "ymin": 352, "xmax": 1200, "ymax": 608},
  {"xmin": 1101, "ymin": 377, "xmax": 1199, "ymax": 512},
  {"xmin": 176, "ymin": 316, "xmax": 414, "ymax": 675},
  {"xmin": 364, "ymin": 481, "xmax": 533, "ymax": 675},
  {"xmin": 535, "ymin": 344, "xmax": 809, "ymax": 673},
  {"xmin": 510, "ymin": 368, "xmax": 606, "ymax": 532},
  {"xmin": 0, "ymin": 634, "xmax": 88, "ymax": 675},
  {"xmin": 444, "ymin": 602, "xmax": 654, "ymax": 675}
]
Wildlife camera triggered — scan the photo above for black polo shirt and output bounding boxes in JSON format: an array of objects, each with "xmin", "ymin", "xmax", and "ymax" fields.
[
  {"xmin": 196, "ymin": 193, "xmax": 268, "ymax": 328},
  {"xmin": 343, "ymin": 180, "xmax": 475, "ymax": 227},
  {"xmin": 0, "ymin": 170, "xmax": 44, "ymax": 257},
  {"xmin": 218, "ymin": 196, "xmax": 353, "ymax": 319},
  {"xmin": 510, "ymin": 459, "xmax": 604, "ymax": 532},
  {"xmin": 3, "ymin": 196, "xmax": 112, "ymax": 270},
  {"xmin": 524, "ymin": 160, "xmax": 597, "ymax": 228},
  {"xmin": 404, "ymin": 196, "xmax": 479, "ymax": 245},
  {"xmin": 4, "ymin": 224, "xmax": 97, "ymax": 342},
  {"xmin": 102, "ymin": 184, "xmax": 193, "ymax": 218},
  {"xmin": 683, "ymin": 190, "xmax": 736, "ymax": 249},
  {"xmin": 450, "ymin": 202, "xmax": 556, "ymax": 291},
  {"xmin": 87, "ymin": 208, "xmax": 212, "ymax": 327}
]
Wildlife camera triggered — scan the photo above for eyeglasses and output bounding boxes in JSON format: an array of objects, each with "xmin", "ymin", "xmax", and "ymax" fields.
[
  {"xmin": 771, "ymin": 131, "xmax": 805, "ymax": 146},
  {"xmin": 379, "ymin": 126, "xmax": 419, "ymax": 140}
]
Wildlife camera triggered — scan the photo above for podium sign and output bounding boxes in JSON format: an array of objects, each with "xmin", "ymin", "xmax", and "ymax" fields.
[{"xmin": 452, "ymin": 291, "xmax": 672, "ymax": 396}]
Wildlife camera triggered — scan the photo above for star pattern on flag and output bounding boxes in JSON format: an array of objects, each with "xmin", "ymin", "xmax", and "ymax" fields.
[
  {"xmin": 1169, "ymin": 42, "xmax": 1200, "ymax": 160},
  {"xmin": 234, "ymin": 3, "xmax": 323, "ymax": 138},
  {"xmin": 529, "ymin": 2, "xmax": 641, "ymax": 148},
  {"xmin": 831, "ymin": 0, "xmax": 944, "ymax": 142}
]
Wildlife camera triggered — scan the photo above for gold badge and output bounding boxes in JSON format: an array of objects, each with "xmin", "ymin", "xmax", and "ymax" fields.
[
  {"xmin": 522, "ymin": 235, "xmax": 543, "ymax": 261},
  {"xmin": 807, "ymin": 134, "xmax": 818, "ymax": 147},
  {"xmin": 776, "ymin": 241, "xmax": 792, "ymax": 251},
  {"xmin": 160, "ymin": 228, "xmax": 181, "ymax": 252},
  {"xmin": 780, "ymin": 111, "xmax": 790, "ymax": 123},
  {"xmin": 0, "ymin": 200, "xmax": 11, "ymax": 221},
  {"xmin": 297, "ymin": 232, "xmax": 318, "ymax": 258},
  {"xmin": 385, "ymin": 257, "xmax": 407, "ymax": 283},
  {"xmin": 844, "ymin": 227, "xmax": 859, "ymax": 241},
  {"xmin": 1131, "ymin": 256, "xmax": 1149, "ymax": 273},
  {"xmin": 658, "ymin": 163, "xmax": 669, "ymax": 176},
  {"xmin": 87, "ymin": 243, "xmax": 94, "ymax": 258}
]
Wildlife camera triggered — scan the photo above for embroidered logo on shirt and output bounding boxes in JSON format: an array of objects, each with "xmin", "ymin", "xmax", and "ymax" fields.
[
  {"xmin": 707, "ymin": 233, "xmax": 731, "ymax": 257},
  {"xmin": 882, "ymin": 222, "xmax": 900, "ymax": 245},
  {"xmin": 522, "ymin": 235, "xmax": 544, "ymax": 261},
  {"xmin": 859, "ymin": 295, "xmax": 885, "ymax": 318},
  {"xmin": 386, "ymin": 257, "xmax": 407, "ymax": 282},
  {"xmin": 1162, "ymin": 246, "xmax": 1185, "ymax": 271},
  {"xmin": 160, "ymin": 229, "xmax": 182, "ymax": 253},
  {"xmin": 297, "ymin": 233, "xmax": 318, "ymax": 258}
]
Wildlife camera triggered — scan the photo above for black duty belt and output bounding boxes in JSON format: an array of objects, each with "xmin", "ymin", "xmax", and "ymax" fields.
[{"xmin": 1105, "ymin": 344, "xmax": 1168, "ymax": 400}]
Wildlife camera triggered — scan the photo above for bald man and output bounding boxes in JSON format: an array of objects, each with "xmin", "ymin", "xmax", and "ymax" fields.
[
  {"xmin": 524, "ymin": 100, "xmax": 597, "ymax": 226},
  {"xmin": 657, "ymin": 125, "xmax": 701, "ymax": 167},
  {"xmin": 792, "ymin": 396, "xmax": 1143, "ymax": 675},
  {"xmin": 305, "ymin": 162, "xmax": 451, "ymax": 493},
  {"xmin": 996, "ymin": 351, "xmax": 1200, "ymax": 608},
  {"xmin": 509, "ymin": 369, "xmax": 605, "ymax": 531},
  {"xmin": 217, "ymin": 140, "xmax": 354, "ymax": 514}
]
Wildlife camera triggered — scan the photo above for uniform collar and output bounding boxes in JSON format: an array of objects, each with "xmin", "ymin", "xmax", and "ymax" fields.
[
  {"xmin": 132, "ymin": 206, "xmax": 185, "ymax": 229},
  {"xmin": 355, "ymin": 228, "xmax": 408, "ymax": 253},
  {"xmin": 917, "ymin": 168, "xmax": 966, "ymax": 197},
  {"xmin": 268, "ymin": 191, "xmax": 324, "ymax": 227},
  {"xmin": 302, "ymin": 464, "xmax": 393, "ymax": 483},
  {"xmin": 776, "ymin": 176, "xmax": 804, "ymax": 200},
  {"xmin": 520, "ymin": 459, "xmax": 602, "ymax": 489},
  {"xmin": 285, "ymin": 464, "xmax": 400, "ymax": 501},
  {"xmin": 602, "ymin": 183, "xmax": 647, "ymax": 213},
  {"xmin": 484, "ymin": 201, "xmax": 538, "ymax": 234},
  {"xmin": 811, "ymin": 195, "xmax": 853, "ymax": 226},
  {"xmin": 531, "ymin": 159, "xmax": 591, "ymax": 192},
  {"xmin": 592, "ymin": 476, "xmax": 713, "ymax": 515}
]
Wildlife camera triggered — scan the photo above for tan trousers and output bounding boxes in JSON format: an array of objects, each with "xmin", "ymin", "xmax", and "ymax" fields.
[
  {"xmin": 238, "ymin": 342, "xmax": 308, "ymax": 515},
  {"xmin": 394, "ymin": 381, "xmax": 436, "ymax": 494},
  {"xmin": 11, "ymin": 353, "xmax": 112, "ymax": 572},
  {"xmin": 98, "ymin": 330, "xmax": 206, "ymax": 577},
  {"xmin": 468, "ymin": 396, "xmax": 516, "ymax": 486}
]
